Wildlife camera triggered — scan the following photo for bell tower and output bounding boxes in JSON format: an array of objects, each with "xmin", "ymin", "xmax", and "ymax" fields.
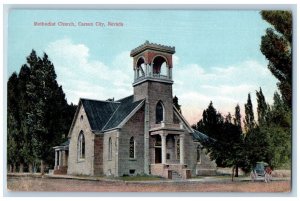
[{"xmin": 130, "ymin": 41, "xmax": 176, "ymax": 126}]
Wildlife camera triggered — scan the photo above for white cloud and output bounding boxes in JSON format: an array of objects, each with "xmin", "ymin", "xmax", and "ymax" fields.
[
  {"xmin": 45, "ymin": 38, "xmax": 132, "ymax": 104},
  {"xmin": 173, "ymin": 59, "xmax": 278, "ymax": 124},
  {"xmin": 45, "ymin": 38, "xmax": 278, "ymax": 125}
]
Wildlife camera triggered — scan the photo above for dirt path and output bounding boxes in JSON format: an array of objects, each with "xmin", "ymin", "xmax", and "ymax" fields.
[{"xmin": 6, "ymin": 176, "xmax": 291, "ymax": 192}]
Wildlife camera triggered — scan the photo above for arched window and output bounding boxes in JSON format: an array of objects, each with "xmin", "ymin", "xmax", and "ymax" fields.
[
  {"xmin": 136, "ymin": 57, "xmax": 146, "ymax": 78},
  {"xmin": 129, "ymin": 137, "xmax": 135, "ymax": 159},
  {"xmin": 156, "ymin": 101, "xmax": 164, "ymax": 123},
  {"xmin": 78, "ymin": 131, "xmax": 85, "ymax": 159},
  {"xmin": 152, "ymin": 56, "xmax": 168, "ymax": 75},
  {"xmin": 197, "ymin": 145, "xmax": 201, "ymax": 163},
  {"xmin": 160, "ymin": 62, "xmax": 167, "ymax": 76},
  {"xmin": 108, "ymin": 137, "xmax": 112, "ymax": 160}
]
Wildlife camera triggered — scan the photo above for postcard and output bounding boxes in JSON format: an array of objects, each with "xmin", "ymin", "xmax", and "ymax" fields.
[{"xmin": 4, "ymin": 5, "xmax": 293, "ymax": 194}]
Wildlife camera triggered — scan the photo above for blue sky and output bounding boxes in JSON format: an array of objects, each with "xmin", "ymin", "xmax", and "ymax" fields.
[{"xmin": 8, "ymin": 10, "xmax": 278, "ymax": 124}]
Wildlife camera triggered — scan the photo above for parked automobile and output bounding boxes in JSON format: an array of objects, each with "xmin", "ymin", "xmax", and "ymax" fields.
[{"xmin": 250, "ymin": 162, "xmax": 272, "ymax": 182}]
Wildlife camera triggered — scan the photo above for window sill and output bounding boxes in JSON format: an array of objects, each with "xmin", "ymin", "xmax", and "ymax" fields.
[
  {"xmin": 129, "ymin": 158, "xmax": 137, "ymax": 161},
  {"xmin": 77, "ymin": 159, "xmax": 85, "ymax": 163}
]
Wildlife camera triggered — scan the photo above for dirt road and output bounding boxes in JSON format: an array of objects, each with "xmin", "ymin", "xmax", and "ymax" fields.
[{"xmin": 6, "ymin": 176, "xmax": 291, "ymax": 193}]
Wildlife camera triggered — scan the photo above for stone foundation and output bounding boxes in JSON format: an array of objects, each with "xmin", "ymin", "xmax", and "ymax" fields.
[{"xmin": 54, "ymin": 166, "xmax": 68, "ymax": 175}]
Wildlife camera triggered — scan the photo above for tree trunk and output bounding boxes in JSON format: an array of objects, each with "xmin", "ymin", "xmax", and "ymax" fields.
[
  {"xmin": 235, "ymin": 165, "xmax": 239, "ymax": 177},
  {"xmin": 9, "ymin": 164, "xmax": 13, "ymax": 173},
  {"xmin": 19, "ymin": 163, "xmax": 24, "ymax": 173},
  {"xmin": 40, "ymin": 160, "xmax": 45, "ymax": 175},
  {"xmin": 12, "ymin": 163, "xmax": 16, "ymax": 173},
  {"xmin": 28, "ymin": 163, "xmax": 33, "ymax": 173}
]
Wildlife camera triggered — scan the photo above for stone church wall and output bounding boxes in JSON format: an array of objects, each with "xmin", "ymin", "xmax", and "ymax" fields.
[
  {"xmin": 134, "ymin": 81, "xmax": 173, "ymax": 126},
  {"xmin": 118, "ymin": 107, "xmax": 145, "ymax": 176},
  {"xmin": 185, "ymin": 135, "xmax": 217, "ymax": 176},
  {"xmin": 182, "ymin": 132, "xmax": 198, "ymax": 176},
  {"xmin": 102, "ymin": 130, "xmax": 119, "ymax": 176},
  {"xmin": 67, "ymin": 105, "xmax": 95, "ymax": 176},
  {"xmin": 93, "ymin": 134, "xmax": 103, "ymax": 175}
]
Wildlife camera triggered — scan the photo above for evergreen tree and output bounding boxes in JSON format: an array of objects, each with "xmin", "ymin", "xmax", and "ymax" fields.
[
  {"xmin": 243, "ymin": 93, "xmax": 255, "ymax": 133},
  {"xmin": 225, "ymin": 113, "xmax": 232, "ymax": 124},
  {"xmin": 256, "ymin": 88, "xmax": 268, "ymax": 125},
  {"xmin": 243, "ymin": 92, "xmax": 269, "ymax": 171},
  {"xmin": 7, "ymin": 49, "xmax": 77, "ymax": 173},
  {"xmin": 260, "ymin": 11, "xmax": 292, "ymax": 108},
  {"xmin": 233, "ymin": 104, "xmax": 242, "ymax": 130},
  {"xmin": 7, "ymin": 72, "xmax": 20, "ymax": 172},
  {"xmin": 196, "ymin": 102, "xmax": 245, "ymax": 176}
]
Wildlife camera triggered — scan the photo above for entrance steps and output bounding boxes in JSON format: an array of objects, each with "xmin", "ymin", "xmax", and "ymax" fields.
[{"xmin": 171, "ymin": 171, "xmax": 182, "ymax": 180}]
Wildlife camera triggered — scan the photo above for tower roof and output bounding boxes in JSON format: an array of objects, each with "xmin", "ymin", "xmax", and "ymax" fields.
[{"xmin": 130, "ymin": 40, "xmax": 175, "ymax": 57}]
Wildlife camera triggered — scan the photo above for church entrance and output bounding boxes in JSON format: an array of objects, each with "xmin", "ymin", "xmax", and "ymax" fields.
[{"xmin": 155, "ymin": 148, "xmax": 162, "ymax": 163}]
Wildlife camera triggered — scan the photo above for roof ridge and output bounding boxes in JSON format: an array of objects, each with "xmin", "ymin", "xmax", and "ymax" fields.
[
  {"xmin": 80, "ymin": 97, "xmax": 121, "ymax": 104},
  {"xmin": 116, "ymin": 94, "xmax": 133, "ymax": 102},
  {"xmin": 102, "ymin": 99, "xmax": 145, "ymax": 132},
  {"xmin": 101, "ymin": 104, "xmax": 121, "ymax": 131}
]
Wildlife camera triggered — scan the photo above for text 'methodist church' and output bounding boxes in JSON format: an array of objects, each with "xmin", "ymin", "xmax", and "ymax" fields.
[{"xmin": 53, "ymin": 41, "xmax": 217, "ymax": 179}]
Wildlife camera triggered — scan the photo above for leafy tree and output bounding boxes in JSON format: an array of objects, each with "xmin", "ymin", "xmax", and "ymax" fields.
[
  {"xmin": 263, "ymin": 92, "xmax": 291, "ymax": 168},
  {"xmin": 244, "ymin": 89, "xmax": 291, "ymax": 170},
  {"xmin": 243, "ymin": 127, "xmax": 270, "ymax": 171},
  {"xmin": 260, "ymin": 11, "xmax": 292, "ymax": 108}
]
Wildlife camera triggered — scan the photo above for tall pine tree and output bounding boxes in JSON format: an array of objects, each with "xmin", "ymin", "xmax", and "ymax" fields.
[
  {"xmin": 260, "ymin": 11, "xmax": 292, "ymax": 108},
  {"xmin": 256, "ymin": 88, "xmax": 268, "ymax": 125},
  {"xmin": 243, "ymin": 93, "xmax": 255, "ymax": 133},
  {"xmin": 7, "ymin": 73, "xmax": 20, "ymax": 172},
  {"xmin": 7, "ymin": 50, "xmax": 77, "ymax": 173}
]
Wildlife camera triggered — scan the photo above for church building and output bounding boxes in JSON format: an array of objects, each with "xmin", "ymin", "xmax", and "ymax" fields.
[{"xmin": 53, "ymin": 41, "xmax": 217, "ymax": 179}]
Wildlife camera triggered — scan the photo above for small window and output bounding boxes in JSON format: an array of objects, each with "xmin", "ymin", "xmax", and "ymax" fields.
[
  {"xmin": 129, "ymin": 137, "xmax": 135, "ymax": 159},
  {"xmin": 129, "ymin": 169, "xmax": 135, "ymax": 175},
  {"xmin": 80, "ymin": 115, "xmax": 83, "ymax": 121},
  {"xmin": 166, "ymin": 153, "xmax": 170, "ymax": 160},
  {"xmin": 108, "ymin": 137, "xmax": 112, "ymax": 160},
  {"xmin": 78, "ymin": 131, "xmax": 85, "ymax": 159}
]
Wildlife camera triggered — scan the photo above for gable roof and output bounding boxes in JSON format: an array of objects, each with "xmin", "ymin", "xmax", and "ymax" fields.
[
  {"xmin": 68, "ymin": 95, "xmax": 144, "ymax": 135},
  {"xmin": 192, "ymin": 129, "xmax": 209, "ymax": 142},
  {"xmin": 192, "ymin": 129, "xmax": 216, "ymax": 143},
  {"xmin": 103, "ymin": 96, "xmax": 144, "ymax": 130},
  {"xmin": 81, "ymin": 98, "xmax": 120, "ymax": 131}
]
